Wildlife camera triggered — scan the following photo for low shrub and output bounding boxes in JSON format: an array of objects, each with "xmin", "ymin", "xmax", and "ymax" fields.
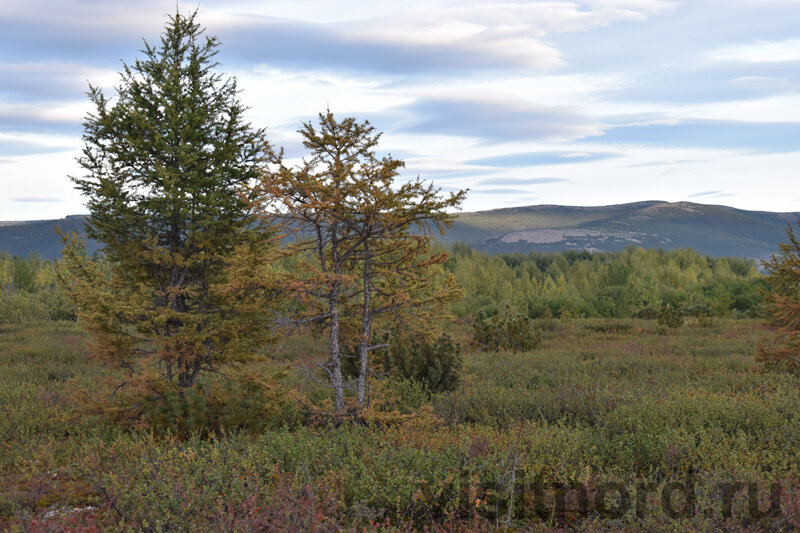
[
  {"xmin": 656, "ymin": 303, "xmax": 685, "ymax": 329},
  {"xmin": 89, "ymin": 370, "xmax": 303, "ymax": 437},
  {"xmin": 376, "ymin": 330, "xmax": 463, "ymax": 394},
  {"xmin": 686, "ymin": 304, "xmax": 714, "ymax": 327},
  {"xmin": 370, "ymin": 377, "xmax": 432, "ymax": 414},
  {"xmin": 342, "ymin": 329, "xmax": 462, "ymax": 394},
  {"xmin": 472, "ymin": 308, "xmax": 542, "ymax": 353},
  {"xmin": 0, "ymin": 293, "xmax": 47, "ymax": 324}
]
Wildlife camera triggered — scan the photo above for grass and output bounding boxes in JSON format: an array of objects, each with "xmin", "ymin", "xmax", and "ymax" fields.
[{"xmin": 1, "ymin": 319, "xmax": 799, "ymax": 531}]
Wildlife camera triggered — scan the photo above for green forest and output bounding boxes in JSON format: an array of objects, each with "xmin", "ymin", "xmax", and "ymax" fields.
[
  {"xmin": 446, "ymin": 244, "xmax": 765, "ymax": 319},
  {"xmin": 0, "ymin": 244, "xmax": 766, "ymax": 327}
]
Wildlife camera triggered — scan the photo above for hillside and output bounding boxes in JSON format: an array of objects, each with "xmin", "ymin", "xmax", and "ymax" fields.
[
  {"xmin": 0, "ymin": 216, "xmax": 99, "ymax": 259},
  {"xmin": 2, "ymin": 201, "xmax": 799, "ymax": 260},
  {"xmin": 444, "ymin": 201, "xmax": 800, "ymax": 260}
]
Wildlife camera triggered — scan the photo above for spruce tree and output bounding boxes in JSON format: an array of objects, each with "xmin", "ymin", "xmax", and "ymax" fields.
[{"xmin": 59, "ymin": 11, "xmax": 277, "ymax": 408}]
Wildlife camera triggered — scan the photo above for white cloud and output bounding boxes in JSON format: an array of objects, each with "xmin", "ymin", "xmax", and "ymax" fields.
[
  {"xmin": 709, "ymin": 39, "xmax": 800, "ymax": 63},
  {"xmin": 681, "ymin": 94, "xmax": 800, "ymax": 123},
  {"xmin": 0, "ymin": 0, "xmax": 170, "ymax": 30},
  {"xmin": 203, "ymin": 1, "xmax": 680, "ymax": 73},
  {"xmin": 0, "ymin": 100, "xmax": 90, "ymax": 129}
]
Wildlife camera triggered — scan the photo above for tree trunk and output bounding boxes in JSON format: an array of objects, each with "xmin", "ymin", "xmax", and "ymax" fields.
[
  {"xmin": 357, "ymin": 243, "xmax": 372, "ymax": 408},
  {"xmin": 328, "ymin": 288, "xmax": 346, "ymax": 412},
  {"xmin": 324, "ymin": 220, "xmax": 346, "ymax": 413}
]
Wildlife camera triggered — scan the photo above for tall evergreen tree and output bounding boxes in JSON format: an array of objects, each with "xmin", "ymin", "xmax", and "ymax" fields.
[{"xmin": 59, "ymin": 11, "xmax": 277, "ymax": 405}]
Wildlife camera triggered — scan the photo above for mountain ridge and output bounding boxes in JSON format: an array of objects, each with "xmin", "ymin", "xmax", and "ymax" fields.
[
  {"xmin": 2, "ymin": 201, "xmax": 798, "ymax": 260},
  {"xmin": 443, "ymin": 200, "xmax": 800, "ymax": 260}
]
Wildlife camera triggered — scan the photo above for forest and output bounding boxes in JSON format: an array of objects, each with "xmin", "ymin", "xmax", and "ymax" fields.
[{"xmin": 0, "ymin": 244, "xmax": 766, "ymax": 327}]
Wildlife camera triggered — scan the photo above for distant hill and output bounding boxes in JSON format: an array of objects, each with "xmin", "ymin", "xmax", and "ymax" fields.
[
  {"xmin": 443, "ymin": 201, "xmax": 800, "ymax": 261},
  {"xmin": 2, "ymin": 201, "xmax": 799, "ymax": 260},
  {"xmin": 0, "ymin": 215, "xmax": 99, "ymax": 259}
]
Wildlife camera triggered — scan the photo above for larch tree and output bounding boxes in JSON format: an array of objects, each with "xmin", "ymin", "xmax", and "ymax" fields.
[
  {"xmin": 58, "ymin": 10, "xmax": 278, "ymax": 409},
  {"xmin": 758, "ymin": 222, "xmax": 800, "ymax": 366},
  {"xmin": 254, "ymin": 112, "xmax": 467, "ymax": 413}
]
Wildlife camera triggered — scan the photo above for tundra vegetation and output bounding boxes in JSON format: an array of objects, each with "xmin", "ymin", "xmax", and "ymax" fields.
[{"xmin": 1, "ymin": 9, "xmax": 799, "ymax": 533}]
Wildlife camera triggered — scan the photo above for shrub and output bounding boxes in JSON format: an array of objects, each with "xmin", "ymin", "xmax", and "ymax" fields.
[
  {"xmin": 374, "ymin": 330, "xmax": 463, "ymax": 394},
  {"xmin": 372, "ymin": 377, "xmax": 432, "ymax": 414},
  {"xmin": 0, "ymin": 293, "xmax": 47, "ymax": 324},
  {"xmin": 134, "ymin": 370, "xmax": 299, "ymax": 436},
  {"xmin": 687, "ymin": 304, "xmax": 714, "ymax": 327},
  {"xmin": 656, "ymin": 303, "xmax": 685, "ymax": 329},
  {"xmin": 472, "ymin": 307, "xmax": 542, "ymax": 353}
]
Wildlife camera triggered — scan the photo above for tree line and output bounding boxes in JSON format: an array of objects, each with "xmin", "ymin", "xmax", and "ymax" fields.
[
  {"xmin": 446, "ymin": 244, "xmax": 766, "ymax": 319},
  {"xmin": 0, "ymin": 252, "xmax": 76, "ymax": 322},
  {"xmin": 1, "ymin": 245, "xmax": 767, "ymax": 324}
]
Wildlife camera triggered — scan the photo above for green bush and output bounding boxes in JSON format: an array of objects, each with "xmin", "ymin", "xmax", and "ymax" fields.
[
  {"xmin": 372, "ymin": 377, "xmax": 432, "ymax": 414},
  {"xmin": 342, "ymin": 329, "xmax": 462, "ymax": 394},
  {"xmin": 687, "ymin": 304, "xmax": 714, "ymax": 327},
  {"xmin": 472, "ymin": 307, "xmax": 542, "ymax": 353},
  {"xmin": 374, "ymin": 330, "xmax": 463, "ymax": 394},
  {"xmin": 142, "ymin": 370, "xmax": 299, "ymax": 436},
  {"xmin": 656, "ymin": 303, "xmax": 685, "ymax": 328},
  {"xmin": 0, "ymin": 293, "xmax": 47, "ymax": 324}
]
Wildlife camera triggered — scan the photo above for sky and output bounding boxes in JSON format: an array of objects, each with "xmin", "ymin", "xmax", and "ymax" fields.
[{"xmin": 1, "ymin": 0, "xmax": 799, "ymax": 220}]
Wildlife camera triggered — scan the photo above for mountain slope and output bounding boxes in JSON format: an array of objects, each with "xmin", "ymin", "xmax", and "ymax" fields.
[
  {"xmin": 442, "ymin": 201, "xmax": 800, "ymax": 260},
  {"xmin": 0, "ymin": 216, "xmax": 99, "ymax": 259},
  {"xmin": 2, "ymin": 201, "xmax": 799, "ymax": 260}
]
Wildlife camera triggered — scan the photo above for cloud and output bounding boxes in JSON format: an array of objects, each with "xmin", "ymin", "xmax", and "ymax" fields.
[
  {"xmin": 0, "ymin": 159, "xmax": 14, "ymax": 164},
  {"xmin": 586, "ymin": 120, "xmax": 800, "ymax": 153},
  {"xmin": 688, "ymin": 190, "xmax": 722, "ymax": 197},
  {"xmin": 217, "ymin": 17, "xmax": 563, "ymax": 75},
  {"xmin": 688, "ymin": 190, "xmax": 735, "ymax": 199},
  {"xmin": 503, "ymin": 197, "xmax": 538, "ymax": 206},
  {"xmin": 381, "ymin": 93, "xmax": 601, "ymax": 143},
  {"xmin": 9, "ymin": 196, "xmax": 61, "ymax": 202},
  {"xmin": 474, "ymin": 188, "xmax": 532, "ymax": 195},
  {"xmin": 601, "ymin": 61, "xmax": 800, "ymax": 104},
  {"xmin": 587, "ymin": 0, "xmax": 676, "ymax": 18},
  {"xmin": 0, "ymin": 105, "xmax": 85, "ymax": 135},
  {"xmin": 709, "ymin": 39, "xmax": 800, "ymax": 64},
  {"xmin": 0, "ymin": 139, "xmax": 74, "ymax": 156},
  {"xmin": 403, "ymin": 168, "xmax": 495, "ymax": 181},
  {"xmin": 624, "ymin": 159, "xmax": 705, "ymax": 168},
  {"xmin": 0, "ymin": 19, "xmax": 145, "ymax": 66},
  {"xmin": 436, "ymin": 185, "xmax": 471, "ymax": 193},
  {"xmin": 0, "ymin": 1, "xmax": 170, "ymax": 63},
  {"xmin": 211, "ymin": 1, "xmax": 678, "ymax": 74},
  {"xmin": 0, "ymin": 62, "xmax": 116, "ymax": 102},
  {"xmin": 478, "ymin": 177, "xmax": 568, "ymax": 185},
  {"xmin": 467, "ymin": 151, "xmax": 617, "ymax": 167},
  {"xmin": 553, "ymin": 1, "xmax": 800, "ymax": 107},
  {"xmin": 0, "ymin": 0, "xmax": 673, "ymax": 80}
]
